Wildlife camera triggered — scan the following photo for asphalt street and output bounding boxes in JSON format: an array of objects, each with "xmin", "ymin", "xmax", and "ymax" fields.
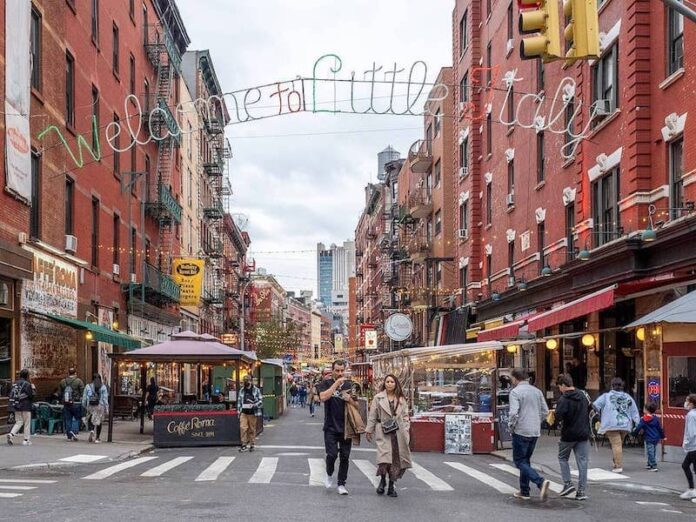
[{"xmin": 3, "ymin": 407, "xmax": 696, "ymax": 521}]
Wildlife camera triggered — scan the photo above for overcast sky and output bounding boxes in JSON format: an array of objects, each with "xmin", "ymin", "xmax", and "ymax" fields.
[{"xmin": 177, "ymin": 0, "xmax": 454, "ymax": 295}]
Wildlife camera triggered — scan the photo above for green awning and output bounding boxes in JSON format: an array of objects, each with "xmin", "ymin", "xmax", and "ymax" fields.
[{"xmin": 33, "ymin": 312, "xmax": 142, "ymax": 350}]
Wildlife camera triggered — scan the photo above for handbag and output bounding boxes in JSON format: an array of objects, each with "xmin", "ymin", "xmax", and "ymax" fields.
[{"xmin": 380, "ymin": 399, "xmax": 399, "ymax": 434}]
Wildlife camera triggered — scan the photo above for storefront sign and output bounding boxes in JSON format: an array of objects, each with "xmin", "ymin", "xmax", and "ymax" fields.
[
  {"xmin": 647, "ymin": 377, "xmax": 661, "ymax": 403},
  {"xmin": 4, "ymin": 0, "xmax": 32, "ymax": 202},
  {"xmin": 153, "ymin": 410, "xmax": 240, "ymax": 447},
  {"xmin": 385, "ymin": 313, "xmax": 413, "ymax": 342},
  {"xmin": 172, "ymin": 258, "xmax": 204, "ymax": 306},
  {"xmin": 364, "ymin": 330, "xmax": 378, "ymax": 350},
  {"xmin": 22, "ymin": 247, "xmax": 78, "ymax": 317}
]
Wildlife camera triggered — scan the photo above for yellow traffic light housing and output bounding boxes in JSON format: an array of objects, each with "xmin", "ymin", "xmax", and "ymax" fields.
[
  {"xmin": 563, "ymin": 0, "xmax": 600, "ymax": 60},
  {"xmin": 519, "ymin": 0, "xmax": 562, "ymax": 61}
]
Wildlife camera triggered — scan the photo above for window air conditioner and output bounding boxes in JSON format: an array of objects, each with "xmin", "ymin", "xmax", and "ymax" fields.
[
  {"xmin": 458, "ymin": 228, "xmax": 469, "ymax": 240},
  {"xmin": 506, "ymin": 193, "xmax": 515, "ymax": 206},
  {"xmin": 459, "ymin": 166, "xmax": 469, "ymax": 178},
  {"xmin": 594, "ymin": 99, "xmax": 613, "ymax": 116},
  {"xmin": 65, "ymin": 234, "xmax": 78, "ymax": 253}
]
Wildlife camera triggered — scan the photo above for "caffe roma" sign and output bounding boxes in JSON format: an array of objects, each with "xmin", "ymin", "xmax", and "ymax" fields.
[{"xmin": 153, "ymin": 411, "xmax": 240, "ymax": 448}]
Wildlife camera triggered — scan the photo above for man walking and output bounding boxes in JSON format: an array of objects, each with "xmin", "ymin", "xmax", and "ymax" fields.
[
  {"xmin": 237, "ymin": 374, "xmax": 262, "ymax": 452},
  {"xmin": 317, "ymin": 359, "xmax": 356, "ymax": 495},
  {"xmin": 509, "ymin": 368, "xmax": 551, "ymax": 501},
  {"xmin": 555, "ymin": 374, "xmax": 591, "ymax": 501},
  {"xmin": 60, "ymin": 368, "xmax": 84, "ymax": 441},
  {"xmin": 7, "ymin": 369, "xmax": 34, "ymax": 446}
]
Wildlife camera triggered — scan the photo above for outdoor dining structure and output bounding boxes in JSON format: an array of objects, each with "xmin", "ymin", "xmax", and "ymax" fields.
[{"xmin": 107, "ymin": 330, "xmax": 259, "ymax": 447}]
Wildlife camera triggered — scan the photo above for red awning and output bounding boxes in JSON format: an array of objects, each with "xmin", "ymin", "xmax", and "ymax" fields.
[
  {"xmin": 527, "ymin": 285, "xmax": 616, "ymax": 333},
  {"xmin": 477, "ymin": 319, "xmax": 525, "ymax": 342}
]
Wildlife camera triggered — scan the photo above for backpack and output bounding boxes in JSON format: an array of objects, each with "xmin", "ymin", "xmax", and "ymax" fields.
[
  {"xmin": 8, "ymin": 381, "xmax": 27, "ymax": 412},
  {"xmin": 63, "ymin": 379, "xmax": 75, "ymax": 405}
]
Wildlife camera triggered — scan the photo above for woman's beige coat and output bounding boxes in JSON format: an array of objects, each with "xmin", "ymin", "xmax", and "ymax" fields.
[{"xmin": 365, "ymin": 390, "xmax": 412, "ymax": 469}]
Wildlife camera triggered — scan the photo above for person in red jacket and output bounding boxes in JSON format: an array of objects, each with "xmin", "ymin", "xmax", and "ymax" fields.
[{"xmin": 632, "ymin": 402, "xmax": 665, "ymax": 471}]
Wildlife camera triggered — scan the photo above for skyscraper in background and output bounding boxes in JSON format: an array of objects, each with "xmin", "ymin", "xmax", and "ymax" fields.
[{"xmin": 317, "ymin": 243, "xmax": 333, "ymax": 306}]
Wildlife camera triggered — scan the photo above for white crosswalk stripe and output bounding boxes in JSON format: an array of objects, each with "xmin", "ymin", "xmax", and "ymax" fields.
[
  {"xmin": 0, "ymin": 493, "xmax": 22, "ymax": 499},
  {"xmin": 141, "ymin": 456, "xmax": 194, "ymax": 477},
  {"xmin": 82, "ymin": 457, "xmax": 158, "ymax": 480},
  {"xmin": 249, "ymin": 457, "xmax": 279, "ymax": 484},
  {"xmin": 445, "ymin": 462, "xmax": 516, "ymax": 494},
  {"xmin": 0, "ymin": 479, "xmax": 53, "ymax": 501},
  {"xmin": 489, "ymin": 463, "xmax": 564, "ymax": 494},
  {"xmin": 0, "ymin": 486, "xmax": 37, "ymax": 491},
  {"xmin": 411, "ymin": 462, "xmax": 454, "ymax": 491},
  {"xmin": 308, "ymin": 458, "xmax": 326, "ymax": 486},
  {"xmin": 0, "ymin": 479, "xmax": 56, "ymax": 484},
  {"xmin": 352, "ymin": 459, "xmax": 380, "ymax": 488},
  {"xmin": 194, "ymin": 456, "xmax": 235, "ymax": 482}
]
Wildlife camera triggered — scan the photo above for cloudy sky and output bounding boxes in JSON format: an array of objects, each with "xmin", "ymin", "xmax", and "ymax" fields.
[{"xmin": 177, "ymin": 0, "xmax": 454, "ymax": 295}]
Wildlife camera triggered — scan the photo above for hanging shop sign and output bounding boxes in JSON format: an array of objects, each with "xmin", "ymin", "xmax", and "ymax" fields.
[
  {"xmin": 334, "ymin": 334, "xmax": 344, "ymax": 354},
  {"xmin": 172, "ymin": 258, "xmax": 204, "ymax": 306},
  {"xmin": 364, "ymin": 330, "xmax": 378, "ymax": 350},
  {"xmin": 97, "ymin": 308, "xmax": 114, "ymax": 389},
  {"xmin": 385, "ymin": 313, "xmax": 413, "ymax": 342},
  {"xmin": 22, "ymin": 247, "xmax": 78, "ymax": 318}
]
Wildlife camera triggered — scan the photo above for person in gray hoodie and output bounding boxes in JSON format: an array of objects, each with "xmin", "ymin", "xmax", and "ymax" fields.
[
  {"xmin": 679, "ymin": 393, "xmax": 696, "ymax": 502},
  {"xmin": 508, "ymin": 368, "xmax": 551, "ymax": 501}
]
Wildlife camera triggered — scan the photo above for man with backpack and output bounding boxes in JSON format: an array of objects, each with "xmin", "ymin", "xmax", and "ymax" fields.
[
  {"xmin": 60, "ymin": 367, "xmax": 85, "ymax": 441},
  {"xmin": 555, "ymin": 374, "xmax": 592, "ymax": 501},
  {"xmin": 7, "ymin": 369, "xmax": 34, "ymax": 446}
]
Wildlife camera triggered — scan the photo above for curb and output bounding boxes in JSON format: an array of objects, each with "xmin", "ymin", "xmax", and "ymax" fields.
[{"xmin": 3, "ymin": 444, "xmax": 154, "ymax": 472}]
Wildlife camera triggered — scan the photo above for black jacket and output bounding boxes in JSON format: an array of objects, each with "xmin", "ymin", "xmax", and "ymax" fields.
[
  {"xmin": 555, "ymin": 389, "xmax": 591, "ymax": 442},
  {"xmin": 12, "ymin": 378, "xmax": 34, "ymax": 412}
]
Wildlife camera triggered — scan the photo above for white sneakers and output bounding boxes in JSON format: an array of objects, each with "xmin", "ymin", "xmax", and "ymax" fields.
[
  {"xmin": 337, "ymin": 485, "xmax": 349, "ymax": 495},
  {"xmin": 680, "ymin": 489, "xmax": 696, "ymax": 499},
  {"xmin": 325, "ymin": 475, "xmax": 334, "ymax": 489},
  {"xmin": 611, "ymin": 467, "xmax": 623, "ymax": 473},
  {"xmin": 88, "ymin": 430, "xmax": 95, "ymax": 443},
  {"xmin": 22, "ymin": 440, "xmax": 31, "ymax": 446}
]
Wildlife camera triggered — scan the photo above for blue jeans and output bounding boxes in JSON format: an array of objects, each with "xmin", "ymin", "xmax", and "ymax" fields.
[
  {"xmin": 62, "ymin": 403, "xmax": 82, "ymax": 438},
  {"xmin": 646, "ymin": 442, "xmax": 658, "ymax": 468},
  {"xmin": 512, "ymin": 434, "xmax": 544, "ymax": 495}
]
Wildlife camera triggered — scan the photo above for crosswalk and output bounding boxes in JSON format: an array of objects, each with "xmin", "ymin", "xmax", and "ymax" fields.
[{"xmin": 0, "ymin": 479, "xmax": 56, "ymax": 500}]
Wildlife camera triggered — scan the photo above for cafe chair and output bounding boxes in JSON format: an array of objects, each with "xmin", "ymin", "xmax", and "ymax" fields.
[{"xmin": 37, "ymin": 403, "xmax": 64, "ymax": 435}]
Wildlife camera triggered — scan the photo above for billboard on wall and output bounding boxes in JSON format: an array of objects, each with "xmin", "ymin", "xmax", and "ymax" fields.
[
  {"xmin": 5, "ymin": 0, "xmax": 32, "ymax": 202},
  {"xmin": 172, "ymin": 258, "xmax": 204, "ymax": 306},
  {"xmin": 22, "ymin": 247, "xmax": 78, "ymax": 318}
]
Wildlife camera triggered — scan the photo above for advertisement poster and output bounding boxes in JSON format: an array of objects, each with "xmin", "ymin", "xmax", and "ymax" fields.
[
  {"xmin": 444, "ymin": 414, "xmax": 472, "ymax": 455},
  {"xmin": 22, "ymin": 246, "xmax": 78, "ymax": 318},
  {"xmin": 364, "ymin": 329, "xmax": 377, "ymax": 350},
  {"xmin": 172, "ymin": 258, "xmax": 204, "ymax": 306},
  {"xmin": 5, "ymin": 0, "xmax": 32, "ymax": 202},
  {"xmin": 97, "ymin": 308, "xmax": 114, "ymax": 389}
]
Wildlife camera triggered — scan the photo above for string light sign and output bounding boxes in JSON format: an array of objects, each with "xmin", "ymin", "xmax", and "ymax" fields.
[{"xmin": 36, "ymin": 54, "xmax": 598, "ymax": 168}]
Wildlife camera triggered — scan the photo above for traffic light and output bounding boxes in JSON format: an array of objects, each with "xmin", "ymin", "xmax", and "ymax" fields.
[
  {"xmin": 519, "ymin": 0, "xmax": 562, "ymax": 61},
  {"xmin": 563, "ymin": 0, "xmax": 600, "ymax": 60}
]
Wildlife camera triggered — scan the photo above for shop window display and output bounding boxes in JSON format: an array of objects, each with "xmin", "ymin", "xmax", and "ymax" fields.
[{"xmin": 668, "ymin": 356, "xmax": 696, "ymax": 408}]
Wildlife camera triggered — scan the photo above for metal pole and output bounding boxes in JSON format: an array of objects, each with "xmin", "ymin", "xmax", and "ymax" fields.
[{"xmin": 661, "ymin": 0, "xmax": 696, "ymax": 23}]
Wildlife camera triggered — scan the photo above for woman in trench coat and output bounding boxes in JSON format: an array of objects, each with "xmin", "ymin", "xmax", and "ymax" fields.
[{"xmin": 365, "ymin": 374, "xmax": 412, "ymax": 497}]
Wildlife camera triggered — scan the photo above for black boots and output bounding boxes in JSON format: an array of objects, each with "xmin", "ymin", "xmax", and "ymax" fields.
[
  {"xmin": 376, "ymin": 475, "xmax": 386, "ymax": 495},
  {"xmin": 387, "ymin": 480, "xmax": 398, "ymax": 497}
]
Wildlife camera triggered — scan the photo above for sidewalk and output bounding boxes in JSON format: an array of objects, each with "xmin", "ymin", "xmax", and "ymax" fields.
[
  {"xmin": 492, "ymin": 433, "xmax": 687, "ymax": 494},
  {"xmin": 0, "ymin": 420, "xmax": 153, "ymax": 471}
]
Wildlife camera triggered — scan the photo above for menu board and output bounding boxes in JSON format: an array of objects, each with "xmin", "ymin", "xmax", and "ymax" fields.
[{"xmin": 444, "ymin": 414, "xmax": 472, "ymax": 455}]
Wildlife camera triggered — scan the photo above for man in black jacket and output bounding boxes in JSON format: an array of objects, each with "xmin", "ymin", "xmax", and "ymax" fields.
[
  {"xmin": 555, "ymin": 374, "xmax": 591, "ymax": 501},
  {"xmin": 7, "ymin": 369, "xmax": 34, "ymax": 446}
]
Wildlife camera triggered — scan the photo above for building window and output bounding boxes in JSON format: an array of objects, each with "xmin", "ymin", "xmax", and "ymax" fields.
[
  {"xmin": 486, "ymin": 183, "xmax": 492, "ymax": 224},
  {"xmin": 434, "ymin": 109, "xmax": 442, "ymax": 137},
  {"xmin": 91, "ymin": 0, "xmax": 99, "ymax": 44},
  {"xmin": 668, "ymin": 357, "xmax": 696, "ymax": 408},
  {"xmin": 113, "ymin": 114, "xmax": 120, "ymax": 175},
  {"xmin": 129, "ymin": 54, "xmax": 136, "ymax": 95},
  {"xmin": 564, "ymin": 99, "xmax": 575, "ymax": 147},
  {"xmin": 144, "ymin": 80, "xmax": 150, "ymax": 112},
  {"xmin": 91, "ymin": 198, "xmax": 100, "ymax": 268},
  {"xmin": 187, "ymin": 122, "xmax": 193, "ymax": 159},
  {"xmin": 113, "ymin": 215, "xmax": 120, "ymax": 266},
  {"xmin": 187, "ymin": 168, "xmax": 193, "ymax": 207},
  {"xmin": 537, "ymin": 132, "xmax": 545, "ymax": 182},
  {"xmin": 592, "ymin": 167, "xmax": 620, "ymax": 246},
  {"xmin": 426, "ymin": 124, "xmax": 433, "ymax": 153},
  {"xmin": 188, "ymin": 217, "xmax": 193, "ymax": 255},
  {"xmin": 460, "ymin": 138, "xmax": 469, "ymax": 169},
  {"xmin": 538, "ymin": 222, "xmax": 546, "ymax": 274},
  {"xmin": 112, "ymin": 23, "xmax": 119, "ymax": 75},
  {"xmin": 487, "ymin": 0, "xmax": 492, "ymax": 19},
  {"xmin": 486, "ymin": 253, "xmax": 492, "ymax": 283},
  {"xmin": 668, "ymin": 5, "xmax": 684, "ymax": 75},
  {"xmin": 65, "ymin": 178, "xmax": 74, "ymax": 236},
  {"xmin": 537, "ymin": 60, "xmax": 544, "ymax": 92},
  {"xmin": 486, "ymin": 113, "xmax": 492, "ymax": 155},
  {"xmin": 460, "ymin": 201, "xmax": 469, "ymax": 231},
  {"xmin": 459, "ymin": 266, "xmax": 468, "ymax": 291},
  {"xmin": 426, "ymin": 171, "xmax": 433, "ymax": 196},
  {"xmin": 436, "ymin": 262, "xmax": 443, "ymax": 288},
  {"xmin": 30, "ymin": 153, "xmax": 40, "ymax": 239},
  {"xmin": 427, "ymin": 219, "xmax": 433, "ymax": 243},
  {"xmin": 566, "ymin": 203, "xmax": 575, "ymax": 260},
  {"xmin": 434, "ymin": 160, "xmax": 441, "ymax": 187},
  {"xmin": 459, "ymin": 10, "xmax": 468, "ymax": 54},
  {"xmin": 508, "ymin": 241, "xmax": 515, "ymax": 276},
  {"xmin": 130, "ymin": 227, "xmax": 137, "ymax": 275},
  {"xmin": 507, "ymin": 161, "xmax": 515, "ymax": 197},
  {"xmin": 486, "ymin": 43, "xmax": 492, "ymax": 84},
  {"xmin": 143, "ymin": 4, "xmax": 149, "ymax": 45},
  {"xmin": 435, "ymin": 210, "xmax": 442, "ymax": 236},
  {"xmin": 91, "ymin": 86, "xmax": 99, "ymax": 149},
  {"xmin": 461, "ymin": 71, "xmax": 469, "ymax": 103},
  {"xmin": 30, "ymin": 8, "xmax": 41, "ymax": 91},
  {"xmin": 508, "ymin": 87, "xmax": 515, "ymax": 123},
  {"xmin": 669, "ymin": 137, "xmax": 684, "ymax": 219},
  {"xmin": 66, "ymin": 51, "xmax": 75, "ymax": 126},
  {"xmin": 507, "ymin": 3, "xmax": 514, "ymax": 41},
  {"xmin": 592, "ymin": 44, "xmax": 618, "ymax": 123},
  {"xmin": 129, "ymin": 0, "xmax": 135, "ymax": 19},
  {"xmin": 145, "ymin": 155, "xmax": 151, "ymax": 197}
]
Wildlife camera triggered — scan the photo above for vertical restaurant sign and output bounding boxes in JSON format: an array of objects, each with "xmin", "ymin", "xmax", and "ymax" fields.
[
  {"xmin": 22, "ymin": 246, "xmax": 78, "ymax": 318},
  {"xmin": 5, "ymin": 0, "xmax": 32, "ymax": 202},
  {"xmin": 172, "ymin": 258, "xmax": 204, "ymax": 306}
]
